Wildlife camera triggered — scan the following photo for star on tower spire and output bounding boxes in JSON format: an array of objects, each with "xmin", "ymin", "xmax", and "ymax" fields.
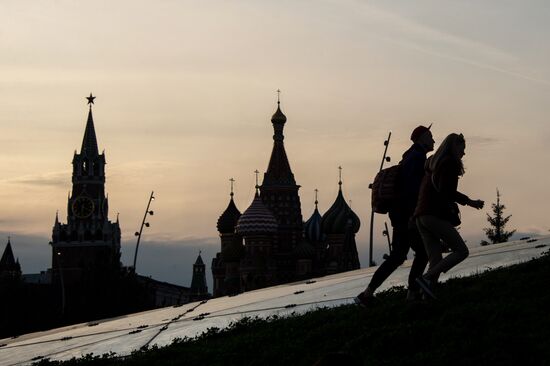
[{"xmin": 86, "ymin": 93, "xmax": 96, "ymax": 106}]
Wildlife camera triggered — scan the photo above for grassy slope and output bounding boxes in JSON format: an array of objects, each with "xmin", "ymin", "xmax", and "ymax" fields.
[{"xmin": 39, "ymin": 251, "xmax": 550, "ymax": 366}]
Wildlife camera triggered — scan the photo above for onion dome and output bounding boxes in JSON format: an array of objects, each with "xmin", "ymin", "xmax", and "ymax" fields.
[
  {"xmin": 304, "ymin": 191, "xmax": 324, "ymax": 243},
  {"xmin": 217, "ymin": 196, "xmax": 241, "ymax": 234},
  {"xmin": 236, "ymin": 193, "xmax": 278, "ymax": 235},
  {"xmin": 271, "ymin": 103, "xmax": 287, "ymax": 124},
  {"xmin": 293, "ymin": 239, "xmax": 315, "ymax": 259},
  {"xmin": 321, "ymin": 179, "xmax": 360, "ymax": 235},
  {"xmin": 271, "ymin": 91, "xmax": 287, "ymax": 124}
]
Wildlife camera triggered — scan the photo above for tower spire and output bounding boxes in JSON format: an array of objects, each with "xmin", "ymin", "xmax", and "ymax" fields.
[
  {"xmin": 264, "ymin": 92, "xmax": 294, "ymax": 186},
  {"xmin": 0, "ymin": 236, "xmax": 17, "ymax": 271},
  {"xmin": 81, "ymin": 93, "xmax": 99, "ymax": 156}
]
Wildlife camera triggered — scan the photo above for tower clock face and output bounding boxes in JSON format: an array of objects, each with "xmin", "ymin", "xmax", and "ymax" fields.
[{"xmin": 72, "ymin": 196, "xmax": 94, "ymax": 218}]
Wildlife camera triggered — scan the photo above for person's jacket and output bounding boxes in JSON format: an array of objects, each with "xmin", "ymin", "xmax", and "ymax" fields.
[
  {"xmin": 414, "ymin": 155, "xmax": 469, "ymax": 225},
  {"xmin": 390, "ymin": 143, "xmax": 427, "ymax": 221}
]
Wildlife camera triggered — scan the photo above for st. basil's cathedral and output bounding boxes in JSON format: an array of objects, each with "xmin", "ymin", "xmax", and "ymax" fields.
[{"xmin": 212, "ymin": 99, "xmax": 361, "ymax": 297}]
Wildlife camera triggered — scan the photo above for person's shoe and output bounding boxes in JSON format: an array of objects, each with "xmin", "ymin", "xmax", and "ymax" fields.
[
  {"xmin": 415, "ymin": 277, "xmax": 437, "ymax": 300},
  {"xmin": 354, "ymin": 291, "xmax": 377, "ymax": 308}
]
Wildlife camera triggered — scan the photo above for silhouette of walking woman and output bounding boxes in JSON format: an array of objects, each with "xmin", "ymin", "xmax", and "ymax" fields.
[{"xmin": 414, "ymin": 133, "xmax": 484, "ymax": 299}]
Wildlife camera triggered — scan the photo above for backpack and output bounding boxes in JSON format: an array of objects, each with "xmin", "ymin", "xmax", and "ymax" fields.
[{"xmin": 371, "ymin": 164, "xmax": 401, "ymax": 214}]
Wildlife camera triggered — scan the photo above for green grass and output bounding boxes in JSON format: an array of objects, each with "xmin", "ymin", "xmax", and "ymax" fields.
[{"xmin": 37, "ymin": 251, "xmax": 550, "ymax": 366}]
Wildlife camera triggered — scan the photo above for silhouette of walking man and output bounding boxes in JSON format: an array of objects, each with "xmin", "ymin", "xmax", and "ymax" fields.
[{"xmin": 356, "ymin": 125, "xmax": 434, "ymax": 306}]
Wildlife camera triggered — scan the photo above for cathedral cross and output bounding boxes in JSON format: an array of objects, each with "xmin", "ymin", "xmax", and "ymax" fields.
[{"xmin": 314, "ymin": 188, "xmax": 319, "ymax": 207}]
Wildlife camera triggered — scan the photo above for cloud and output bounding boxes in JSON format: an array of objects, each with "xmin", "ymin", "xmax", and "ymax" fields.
[
  {"xmin": 353, "ymin": 2, "xmax": 550, "ymax": 86},
  {"xmin": 468, "ymin": 135, "xmax": 500, "ymax": 147},
  {"xmin": 3, "ymin": 171, "xmax": 69, "ymax": 187}
]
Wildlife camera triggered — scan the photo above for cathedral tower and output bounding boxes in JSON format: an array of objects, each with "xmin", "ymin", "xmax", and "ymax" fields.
[
  {"xmin": 51, "ymin": 94, "xmax": 121, "ymax": 285},
  {"xmin": 260, "ymin": 94, "xmax": 304, "ymax": 283}
]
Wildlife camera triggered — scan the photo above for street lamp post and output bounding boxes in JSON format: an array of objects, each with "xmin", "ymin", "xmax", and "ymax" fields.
[
  {"xmin": 368, "ymin": 131, "xmax": 392, "ymax": 267},
  {"xmin": 132, "ymin": 191, "xmax": 155, "ymax": 272}
]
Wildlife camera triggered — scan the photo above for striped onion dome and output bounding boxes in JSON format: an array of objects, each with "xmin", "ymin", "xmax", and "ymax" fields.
[
  {"xmin": 235, "ymin": 193, "xmax": 278, "ymax": 235},
  {"xmin": 321, "ymin": 185, "xmax": 360, "ymax": 235},
  {"xmin": 304, "ymin": 206, "xmax": 324, "ymax": 243},
  {"xmin": 217, "ymin": 196, "xmax": 241, "ymax": 234}
]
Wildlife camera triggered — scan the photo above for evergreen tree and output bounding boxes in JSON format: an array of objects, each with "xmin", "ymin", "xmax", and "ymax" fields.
[{"xmin": 482, "ymin": 189, "xmax": 516, "ymax": 245}]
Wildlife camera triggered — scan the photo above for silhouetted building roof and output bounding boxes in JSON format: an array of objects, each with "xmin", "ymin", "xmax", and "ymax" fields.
[
  {"xmin": 321, "ymin": 183, "xmax": 360, "ymax": 235},
  {"xmin": 271, "ymin": 103, "xmax": 287, "ymax": 124},
  {"xmin": 194, "ymin": 253, "xmax": 204, "ymax": 266},
  {"xmin": 81, "ymin": 107, "xmax": 99, "ymax": 156},
  {"xmin": 217, "ymin": 196, "xmax": 241, "ymax": 234},
  {"xmin": 0, "ymin": 238, "xmax": 21, "ymax": 279},
  {"xmin": 263, "ymin": 101, "xmax": 296, "ymax": 187},
  {"xmin": 236, "ymin": 193, "xmax": 278, "ymax": 235},
  {"xmin": 0, "ymin": 239, "xmax": 20, "ymax": 272},
  {"xmin": 304, "ymin": 204, "xmax": 324, "ymax": 244}
]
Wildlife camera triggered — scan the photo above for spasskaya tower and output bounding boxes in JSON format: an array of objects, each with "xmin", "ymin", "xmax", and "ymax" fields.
[{"xmin": 51, "ymin": 94, "xmax": 121, "ymax": 285}]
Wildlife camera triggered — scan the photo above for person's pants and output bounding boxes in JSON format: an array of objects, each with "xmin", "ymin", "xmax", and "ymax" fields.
[
  {"xmin": 368, "ymin": 217, "xmax": 428, "ymax": 292},
  {"xmin": 416, "ymin": 215, "xmax": 469, "ymax": 281}
]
